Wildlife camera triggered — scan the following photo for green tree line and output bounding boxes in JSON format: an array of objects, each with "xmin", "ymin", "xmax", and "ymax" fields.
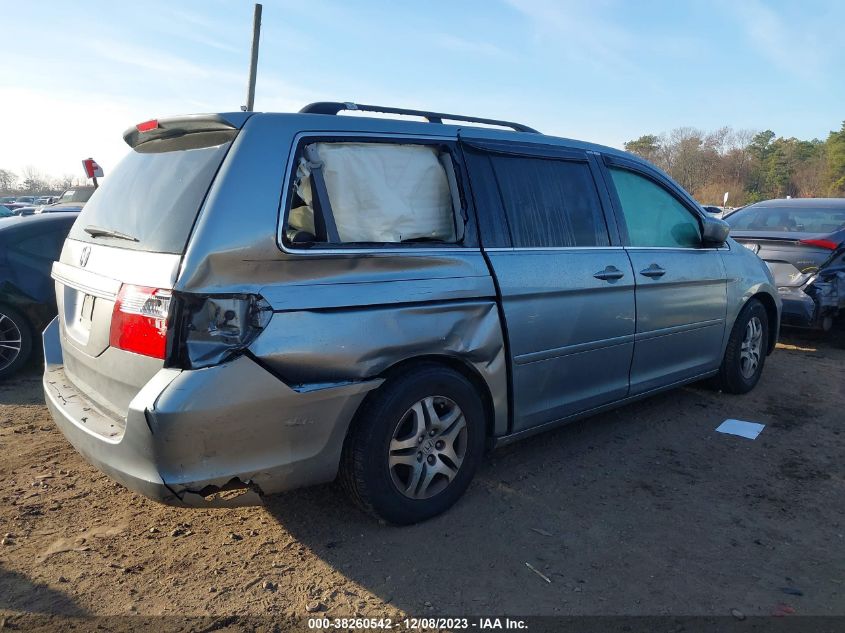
[{"xmin": 624, "ymin": 121, "xmax": 845, "ymax": 207}]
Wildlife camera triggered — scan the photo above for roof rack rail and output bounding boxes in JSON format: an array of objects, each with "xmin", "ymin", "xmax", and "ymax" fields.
[{"xmin": 299, "ymin": 101, "xmax": 539, "ymax": 134}]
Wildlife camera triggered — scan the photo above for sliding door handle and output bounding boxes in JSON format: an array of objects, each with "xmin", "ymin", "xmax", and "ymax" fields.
[
  {"xmin": 639, "ymin": 264, "xmax": 666, "ymax": 278},
  {"xmin": 593, "ymin": 266, "xmax": 625, "ymax": 281}
]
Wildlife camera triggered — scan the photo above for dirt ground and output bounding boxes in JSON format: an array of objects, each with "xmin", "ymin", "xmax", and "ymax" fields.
[{"xmin": 1, "ymin": 329, "xmax": 844, "ymax": 629}]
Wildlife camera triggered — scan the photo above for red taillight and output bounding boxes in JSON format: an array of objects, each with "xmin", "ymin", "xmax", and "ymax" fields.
[
  {"xmin": 109, "ymin": 285, "xmax": 171, "ymax": 359},
  {"xmin": 799, "ymin": 238, "xmax": 839, "ymax": 250},
  {"xmin": 136, "ymin": 119, "xmax": 159, "ymax": 133}
]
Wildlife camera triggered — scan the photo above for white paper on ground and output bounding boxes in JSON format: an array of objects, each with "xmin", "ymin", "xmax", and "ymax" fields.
[{"xmin": 715, "ymin": 419, "xmax": 766, "ymax": 440}]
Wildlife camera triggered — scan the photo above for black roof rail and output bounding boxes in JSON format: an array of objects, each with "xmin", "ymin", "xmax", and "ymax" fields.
[{"xmin": 299, "ymin": 101, "xmax": 539, "ymax": 134}]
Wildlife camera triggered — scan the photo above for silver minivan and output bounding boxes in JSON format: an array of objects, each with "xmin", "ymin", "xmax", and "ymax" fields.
[{"xmin": 43, "ymin": 103, "xmax": 780, "ymax": 524}]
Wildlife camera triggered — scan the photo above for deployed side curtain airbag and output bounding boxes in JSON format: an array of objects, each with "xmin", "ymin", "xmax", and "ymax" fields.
[{"xmin": 316, "ymin": 142, "xmax": 457, "ymax": 243}]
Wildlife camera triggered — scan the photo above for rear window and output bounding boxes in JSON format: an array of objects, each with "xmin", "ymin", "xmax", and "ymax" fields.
[
  {"xmin": 284, "ymin": 141, "xmax": 462, "ymax": 247},
  {"xmin": 68, "ymin": 133, "xmax": 233, "ymax": 253},
  {"xmin": 726, "ymin": 206, "xmax": 845, "ymax": 233},
  {"xmin": 59, "ymin": 188, "xmax": 94, "ymax": 203}
]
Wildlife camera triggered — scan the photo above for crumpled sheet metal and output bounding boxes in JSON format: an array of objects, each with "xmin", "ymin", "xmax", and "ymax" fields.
[
  {"xmin": 810, "ymin": 270, "xmax": 845, "ymax": 310},
  {"xmin": 150, "ymin": 354, "xmax": 382, "ymax": 500},
  {"xmin": 248, "ymin": 300, "xmax": 509, "ymax": 436}
]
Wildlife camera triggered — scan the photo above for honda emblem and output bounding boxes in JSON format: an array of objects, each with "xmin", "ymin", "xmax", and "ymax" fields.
[{"xmin": 79, "ymin": 246, "xmax": 91, "ymax": 267}]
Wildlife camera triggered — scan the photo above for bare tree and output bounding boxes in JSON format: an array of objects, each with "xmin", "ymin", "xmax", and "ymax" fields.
[
  {"xmin": 792, "ymin": 152, "xmax": 828, "ymax": 197},
  {"xmin": 0, "ymin": 168, "xmax": 16, "ymax": 193},
  {"xmin": 624, "ymin": 135, "xmax": 662, "ymax": 165},
  {"xmin": 52, "ymin": 174, "xmax": 76, "ymax": 191},
  {"xmin": 659, "ymin": 127, "xmax": 717, "ymax": 194},
  {"xmin": 19, "ymin": 166, "xmax": 50, "ymax": 194}
]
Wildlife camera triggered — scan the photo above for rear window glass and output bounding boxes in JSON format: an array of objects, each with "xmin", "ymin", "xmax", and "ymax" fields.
[
  {"xmin": 725, "ymin": 206, "xmax": 845, "ymax": 233},
  {"xmin": 68, "ymin": 134, "xmax": 232, "ymax": 253},
  {"xmin": 59, "ymin": 188, "xmax": 94, "ymax": 203}
]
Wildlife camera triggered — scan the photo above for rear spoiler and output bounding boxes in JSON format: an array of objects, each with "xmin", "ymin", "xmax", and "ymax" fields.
[{"xmin": 122, "ymin": 112, "xmax": 253, "ymax": 149}]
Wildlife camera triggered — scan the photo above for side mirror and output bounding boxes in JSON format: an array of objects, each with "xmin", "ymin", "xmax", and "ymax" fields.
[{"xmin": 702, "ymin": 215, "xmax": 730, "ymax": 246}]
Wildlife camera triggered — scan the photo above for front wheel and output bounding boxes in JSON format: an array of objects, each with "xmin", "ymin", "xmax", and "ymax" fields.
[
  {"xmin": 340, "ymin": 364, "xmax": 486, "ymax": 525},
  {"xmin": 716, "ymin": 298, "xmax": 769, "ymax": 394}
]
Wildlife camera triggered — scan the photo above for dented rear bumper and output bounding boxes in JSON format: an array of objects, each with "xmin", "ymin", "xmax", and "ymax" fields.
[{"xmin": 42, "ymin": 317, "xmax": 381, "ymax": 507}]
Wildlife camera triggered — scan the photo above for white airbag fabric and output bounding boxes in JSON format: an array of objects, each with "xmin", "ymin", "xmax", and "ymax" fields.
[{"xmin": 315, "ymin": 142, "xmax": 456, "ymax": 243}]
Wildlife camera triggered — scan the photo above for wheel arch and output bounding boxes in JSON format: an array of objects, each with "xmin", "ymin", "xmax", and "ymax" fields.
[
  {"xmin": 348, "ymin": 354, "xmax": 498, "ymax": 445},
  {"xmin": 0, "ymin": 297, "xmax": 43, "ymax": 335}
]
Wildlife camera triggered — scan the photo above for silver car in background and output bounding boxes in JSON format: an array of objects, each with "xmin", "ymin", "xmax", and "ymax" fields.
[{"xmin": 43, "ymin": 103, "xmax": 780, "ymax": 524}]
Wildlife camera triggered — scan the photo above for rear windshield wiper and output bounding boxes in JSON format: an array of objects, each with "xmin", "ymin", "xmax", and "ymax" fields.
[{"xmin": 83, "ymin": 225, "xmax": 139, "ymax": 242}]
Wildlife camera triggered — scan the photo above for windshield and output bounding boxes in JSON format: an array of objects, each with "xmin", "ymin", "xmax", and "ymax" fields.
[
  {"xmin": 725, "ymin": 205, "xmax": 845, "ymax": 234},
  {"xmin": 67, "ymin": 134, "xmax": 233, "ymax": 253}
]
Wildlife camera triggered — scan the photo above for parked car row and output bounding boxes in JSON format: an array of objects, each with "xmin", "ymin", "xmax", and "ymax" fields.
[
  {"xmin": 0, "ymin": 187, "xmax": 94, "ymax": 216},
  {"xmin": 1, "ymin": 195, "xmax": 50, "ymax": 212},
  {"xmin": 2, "ymin": 195, "xmax": 57, "ymax": 204}
]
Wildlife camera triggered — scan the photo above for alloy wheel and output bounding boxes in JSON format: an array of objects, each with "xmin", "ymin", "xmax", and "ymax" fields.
[
  {"xmin": 739, "ymin": 315, "xmax": 763, "ymax": 379},
  {"xmin": 0, "ymin": 312, "xmax": 23, "ymax": 373},
  {"xmin": 388, "ymin": 395, "xmax": 467, "ymax": 500}
]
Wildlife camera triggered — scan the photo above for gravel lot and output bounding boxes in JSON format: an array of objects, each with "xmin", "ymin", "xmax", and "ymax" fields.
[{"xmin": 1, "ymin": 330, "xmax": 843, "ymax": 629}]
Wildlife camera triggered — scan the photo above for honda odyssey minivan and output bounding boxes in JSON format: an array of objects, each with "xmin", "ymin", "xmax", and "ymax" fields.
[{"xmin": 43, "ymin": 103, "xmax": 780, "ymax": 524}]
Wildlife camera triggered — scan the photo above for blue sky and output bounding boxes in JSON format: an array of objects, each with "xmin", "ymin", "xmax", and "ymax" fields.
[{"xmin": 1, "ymin": 0, "xmax": 843, "ymax": 179}]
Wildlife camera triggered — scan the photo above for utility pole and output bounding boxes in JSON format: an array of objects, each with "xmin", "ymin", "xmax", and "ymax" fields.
[{"xmin": 243, "ymin": 3, "xmax": 262, "ymax": 111}]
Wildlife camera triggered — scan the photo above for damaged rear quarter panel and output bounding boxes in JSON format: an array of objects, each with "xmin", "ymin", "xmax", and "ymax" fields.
[
  {"xmin": 161, "ymin": 248, "xmax": 508, "ymax": 500},
  {"xmin": 249, "ymin": 250, "xmax": 509, "ymax": 437},
  {"xmin": 173, "ymin": 114, "xmax": 509, "ymax": 445}
]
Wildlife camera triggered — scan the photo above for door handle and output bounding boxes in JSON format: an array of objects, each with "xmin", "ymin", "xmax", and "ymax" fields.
[
  {"xmin": 639, "ymin": 264, "xmax": 666, "ymax": 278},
  {"xmin": 593, "ymin": 266, "xmax": 625, "ymax": 281}
]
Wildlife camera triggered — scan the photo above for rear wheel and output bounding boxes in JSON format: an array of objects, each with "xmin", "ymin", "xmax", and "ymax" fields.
[
  {"xmin": 0, "ymin": 305, "xmax": 33, "ymax": 380},
  {"xmin": 716, "ymin": 298, "xmax": 768, "ymax": 394},
  {"xmin": 340, "ymin": 364, "xmax": 485, "ymax": 525}
]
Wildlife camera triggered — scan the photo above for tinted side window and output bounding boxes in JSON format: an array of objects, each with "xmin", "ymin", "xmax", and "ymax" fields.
[
  {"xmin": 489, "ymin": 156, "xmax": 609, "ymax": 248},
  {"xmin": 609, "ymin": 168, "xmax": 701, "ymax": 248}
]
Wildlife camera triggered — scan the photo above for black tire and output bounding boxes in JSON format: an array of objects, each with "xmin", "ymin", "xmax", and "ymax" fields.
[
  {"xmin": 340, "ymin": 363, "xmax": 486, "ymax": 525},
  {"xmin": 0, "ymin": 304, "xmax": 33, "ymax": 380},
  {"xmin": 716, "ymin": 298, "xmax": 768, "ymax": 394}
]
